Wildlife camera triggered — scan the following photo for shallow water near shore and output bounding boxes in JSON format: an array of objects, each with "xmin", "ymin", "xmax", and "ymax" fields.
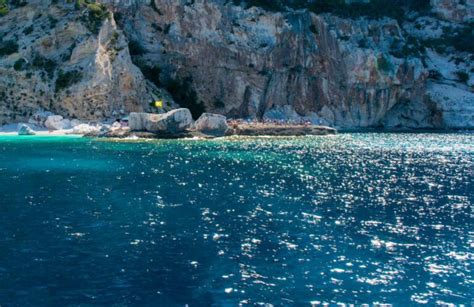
[{"xmin": 0, "ymin": 133, "xmax": 472, "ymax": 305}]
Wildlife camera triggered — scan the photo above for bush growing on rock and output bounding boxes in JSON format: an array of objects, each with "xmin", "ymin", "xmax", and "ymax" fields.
[
  {"xmin": 456, "ymin": 71, "xmax": 469, "ymax": 84},
  {"xmin": 22, "ymin": 25, "xmax": 34, "ymax": 35},
  {"xmin": 32, "ymin": 53, "xmax": 57, "ymax": 79},
  {"xmin": 76, "ymin": 0, "xmax": 110, "ymax": 34},
  {"xmin": 0, "ymin": 0, "xmax": 8, "ymax": 16},
  {"xmin": 0, "ymin": 39, "xmax": 18, "ymax": 56},
  {"xmin": 105, "ymin": 31, "xmax": 123, "ymax": 61},
  {"xmin": 13, "ymin": 58, "xmax": 27, "ymax": 71},
  {"xmin": 55, "ymin": 70, "xmax": 82, "ymax": 92}
]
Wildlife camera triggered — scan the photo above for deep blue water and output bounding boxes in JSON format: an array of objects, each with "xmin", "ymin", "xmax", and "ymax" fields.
[{"xmin": 0, "ymin": 133, "xmax": 472, "ymax": 306}]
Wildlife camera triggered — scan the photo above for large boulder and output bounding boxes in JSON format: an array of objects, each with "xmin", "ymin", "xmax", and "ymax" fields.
[
  {"xmin": 68, "ymin": 124, "xmax": 101, "ymax": 135},
  {"xmin": 129, "ymin": 109, "xmax": 194, "ymax": 133},
  {"xmin": 194, "ymin": 113, "xmax": 229, "ymax": 136},
  {"xmin": 28, "ymin": 110, "xmax": 54, "ymax": 127},
  {"xmin": 17, "ymin": 124, "xmax": 36, "ymax": 136},
  {"xmin": 70, "ymin": 119, "xmax": 83, "ymax": 128},
  {"xmin": 44, "ymin": 115, "xmax": 71, "ymax": 131},
  {"xmin": 129, "ymin": 112, "xmax": 150, "ymax": 131}
]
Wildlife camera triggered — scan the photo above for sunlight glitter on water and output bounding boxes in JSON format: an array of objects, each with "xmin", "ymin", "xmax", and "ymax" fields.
[{"xmin": 0, "ymin": 133, "xmax": 472, "ymax": 305}]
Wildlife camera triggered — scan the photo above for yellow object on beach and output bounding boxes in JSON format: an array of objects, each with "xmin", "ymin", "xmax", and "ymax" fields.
[{"xmin": 154, "ymin": 100, "xmax": 163, "ymax": 108}]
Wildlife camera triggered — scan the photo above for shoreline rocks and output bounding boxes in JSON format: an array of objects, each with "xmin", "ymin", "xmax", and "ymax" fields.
[
  {"xmin": 45, "ymin": 115, "xmax": 72, "ymax": 131},
  {"xmin": 230, "ymin": 124, "xmax": 337, "ymax": 137},
  {"xmin": 98, "ymin": 124, "xmax": 337, "ymax": 139},
  {"xmin": 28, "ymin": 111, "xmax": 54, "ymax": 127},
  {"xmin": 106, "ymin": 108, "xmax": 338, "ymax": 139},
  {"xmin": 193, "ymin": 113, "xmax": 229, "ymax": 136},
  {"xmin": 129, "ymin": 109, "xmax": 193, "ymax": 133},
  {"xmin": 18, "ymin": 124, "xmax": 36, "ymax": 136},
  {"xmin": 68, "ymin": 124, "xmax": 102, "ymax": 135},
  {"xmin": 4, "ymin": 108, "xmax": 338, "ymax": 139}
]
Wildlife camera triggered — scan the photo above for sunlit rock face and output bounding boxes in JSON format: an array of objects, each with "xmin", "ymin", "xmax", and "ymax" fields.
[
  {"xmin": 116, "ymin": 1, "xmax": 429, "ymax": 128},
  {"xmin": 0, "ymin": 1, "xmax": 154, "ymax": 125},
  {"xmin": 0, "ymin": 0, "xmax": 472, "ymax": 128}
]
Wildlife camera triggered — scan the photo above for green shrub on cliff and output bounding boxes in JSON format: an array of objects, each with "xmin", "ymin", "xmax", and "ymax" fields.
[
  {"xmin": 456, "ymin": 71, "xmax": 469, "ymax": 84},
  {"xmin": 31, "ymin": 53, "xmax": 57, "ymax": 79},
  {"xmin": 0, "ymin": 0, "xmax": 8, "ymax": 16},
  {"xmin": 13, "ymin": 58, "xmax": 27, "ymax": 71},
  {"xmin": 0, "ymin": 39, "xmax": 18, "ymax": 56},
  {"xmin": 55, "ymin": 70, "xmax": 82, "ymax": 92},
  {"xmin": 76, "ymin": 0, "xmax": 110, "ymax": 34}
]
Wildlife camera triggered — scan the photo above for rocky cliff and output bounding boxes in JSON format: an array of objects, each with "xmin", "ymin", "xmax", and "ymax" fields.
[
  {"xmin": 0, "ymin": 0, "xmax": 472, "ymax": 129},
  {"xmin": 0, "ymin": 0, "xmax": 167, "ymax": 124}
]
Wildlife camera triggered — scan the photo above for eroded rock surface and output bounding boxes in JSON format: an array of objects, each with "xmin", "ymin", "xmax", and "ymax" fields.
[
  {"xmin": 17, "ymin": 124, "xmax": 35, "ymax": 135},
  {"xmin": 0, "ymin": 0, "xmax": 472, "ymax": 129},
  {"xmin": 120, "ymin": 0, "xmax": 472, "ymax": 129},
  {"xmin": 194, "ymin": 113, "xmax": 229, "ymax": 136},
  {"xmin": 45, "ymin": 115, "xmax": 70, "ymax": 131},
  {"xmin": 129, "ymin": 108, "xmax": 193, "ymax": 133},
  {"xmin": 0, "ymin": 1, "xmax": 158, "ymax": 125}
]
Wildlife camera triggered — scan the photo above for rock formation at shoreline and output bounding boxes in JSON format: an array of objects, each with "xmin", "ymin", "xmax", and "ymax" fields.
[
  {"xmin": 129, "ymin": 108, "xmax": 193, "ymax": 133},
  {"xmin": 0, "ymin": 1, "xmax": 172, "ymax": 125},
  {"xmin": 0, "ymin": 0, "xmax": 472, "ymax": 129}
]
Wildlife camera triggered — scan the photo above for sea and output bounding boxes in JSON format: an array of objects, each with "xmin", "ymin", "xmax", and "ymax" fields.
[{"xmin": 0, "ymin": 133, "xmax": 472, "ymax": 305}]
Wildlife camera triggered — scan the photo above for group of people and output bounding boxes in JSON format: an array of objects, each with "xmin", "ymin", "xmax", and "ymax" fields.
[{"xmin": 227, "ymin": 118, "xmax": 314, "ymax": 128}]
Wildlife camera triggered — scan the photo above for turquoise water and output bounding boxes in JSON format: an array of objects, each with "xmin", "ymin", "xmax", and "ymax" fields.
[{"xmin": 0, "ymin": 133, "xmax": 472, "ymax": 305}]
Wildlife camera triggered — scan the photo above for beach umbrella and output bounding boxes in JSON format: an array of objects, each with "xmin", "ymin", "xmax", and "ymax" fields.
[{"xmin": 151, "ymin": 100, "xmax": 164, "ymax": 108}]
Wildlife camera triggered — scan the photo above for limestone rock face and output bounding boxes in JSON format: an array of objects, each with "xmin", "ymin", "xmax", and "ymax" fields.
[
  {"xmin": 0, "ymin": 1, "xmax": 157, "ymax": 125},
  {"xmin": 0, "ymin": 0, "xmax": 472, "ymax": 129},
  {"xmin": 123, "ymin": 1, "xmax": 429, "ymax": 128},
  {"xmin": 70, "ymin": 124, "xmax": 102, "ymax": 135},
  {"xmin": 130, "ymin": 109, "xmax": 194, "ymax": 133},
  {"xmin": 194, "ymin": 113, "xmax": 229, "ymax": 135},
  {"xmin": 115, "ymin": 0, "xmax": 473, "ymax": 129},
  {"xmin": 44, "ymin": 115, "xmax": 71, "ymax": 130},
  {"xmin": 129, "ymin": 112, "xmax": 150, "ymax": 131},
  {"xmin": 17, "ymin": 124, "xmax": 36, "ymax": 135},
  {"xmin": 425, "ymin": 82, "xmax": 474, "ymax": 129},
  {"xmin": 149, "ymin": 108, "xmax": 194, "ymax": 133}
]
